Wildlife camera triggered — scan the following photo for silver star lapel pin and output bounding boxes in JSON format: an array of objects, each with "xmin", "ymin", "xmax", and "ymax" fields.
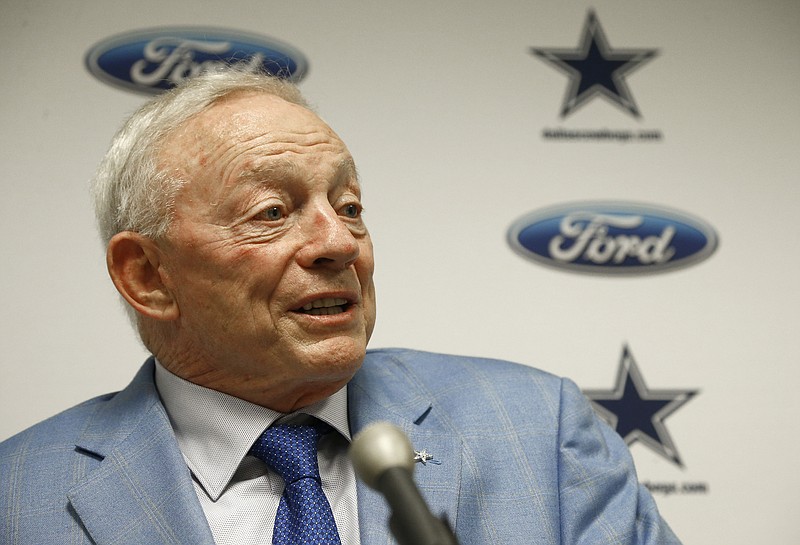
[{"xmin": 413, "ymin": 449, "xmax": 442, "ymax": 465}]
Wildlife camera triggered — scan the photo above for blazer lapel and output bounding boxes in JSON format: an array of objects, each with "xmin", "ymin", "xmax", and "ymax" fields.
[
  {"xmin": 349, "ymin": 354, "xmax": 463, "ymax": 545},
  {"xmin": 67, "ymin": 360, "xmax": 215, "ymax": 545}
]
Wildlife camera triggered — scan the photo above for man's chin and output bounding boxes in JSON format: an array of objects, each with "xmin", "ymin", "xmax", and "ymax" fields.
[{"xmin": 299, "ymin": 336, "xmax": 368, "ymax": 376}]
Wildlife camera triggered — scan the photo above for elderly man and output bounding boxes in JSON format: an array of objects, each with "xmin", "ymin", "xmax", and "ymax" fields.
[{"xmin": 0, "ymin": 71, "xmax": 680, "ymax": 545}]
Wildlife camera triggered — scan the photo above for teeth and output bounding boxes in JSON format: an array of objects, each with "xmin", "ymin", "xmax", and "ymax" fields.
[
  {"xmin": 301, "ymin": 298, "xmax": 348, "ymax": 311},
  {"xmin": 305, "ymin": 306, "xmax": 345, "ymax": 316}
]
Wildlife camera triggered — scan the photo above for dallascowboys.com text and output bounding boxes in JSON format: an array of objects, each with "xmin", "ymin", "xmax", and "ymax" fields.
[
  {"xmin": 542, "ymin": 127, "xmax": 663, "ymax": 142},
  {"xmin": 643, "ymin": 481, "xmax": 709, "ymax": 496}
]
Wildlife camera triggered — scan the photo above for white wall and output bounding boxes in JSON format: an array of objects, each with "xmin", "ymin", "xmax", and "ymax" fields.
[{"xmin": 2, "ymin": 1, "xmax": 798, "ymax": 542}]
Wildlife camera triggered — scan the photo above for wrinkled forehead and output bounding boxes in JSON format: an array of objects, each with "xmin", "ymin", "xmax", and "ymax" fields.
[
  {"xmin": 160, "ymin": 91, "xmax": 359, "ymax": 205},
  {"xmin": 170, "ymin": 91, "xmax": 340, "ymax": 152},
  {"xmin": 162, "ymin": 91, "xmax": 349, "ymax": 168}
]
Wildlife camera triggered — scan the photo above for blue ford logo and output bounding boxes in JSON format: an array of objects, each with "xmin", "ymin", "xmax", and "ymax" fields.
[
  {"xmin": 85, "ymin": 27, "xmax": 308, "ymax": 95},
  {"xmin": 507, "ymin": 202, "xmax": 718, "ymax": 275}
]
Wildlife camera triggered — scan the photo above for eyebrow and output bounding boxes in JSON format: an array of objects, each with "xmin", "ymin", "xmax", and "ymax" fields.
[
  {"xmin": 337, "ymin": 157, "xmax": 361, "ymax": 187},
  {"xmin": 237, "ymin": 156, "xmax": 360, "ymax": 189},
  {"xmin": 237, "ymin": 159, "xmax": 297, "ymax": 185}
]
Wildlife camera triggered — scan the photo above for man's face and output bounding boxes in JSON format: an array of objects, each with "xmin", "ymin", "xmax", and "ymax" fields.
[{"xmin": 154, "ymin": 92, "xmax": 376, "ymax": 410}]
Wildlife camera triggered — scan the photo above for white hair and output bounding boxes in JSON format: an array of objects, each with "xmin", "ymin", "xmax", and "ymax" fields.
[{"xmin": 91, "ymin": 69, "xmax": 310, "ymax": 246}]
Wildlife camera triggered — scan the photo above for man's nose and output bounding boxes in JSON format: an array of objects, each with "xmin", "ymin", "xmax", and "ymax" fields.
[{"xmin": 296, "ymin": 205, "xmax": 360, "ymax": 269}]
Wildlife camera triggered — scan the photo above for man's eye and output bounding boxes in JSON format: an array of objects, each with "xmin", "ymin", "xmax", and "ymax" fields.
[
  {"xmin": 262, "ymin": 206, "xmax": 283, "ymax": 221},
  {"xmin": 342, "ymin": 203, "xmax": 361, "ymax": 218}
]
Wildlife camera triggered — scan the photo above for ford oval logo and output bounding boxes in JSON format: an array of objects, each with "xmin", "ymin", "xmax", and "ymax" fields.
[
  {"xmin": 85, "ymin": 27, "xmax": 308, "ymax": 95},
  {"xmin": 507, "ymin": 202, "xmax": 718, "ymax": 275}
]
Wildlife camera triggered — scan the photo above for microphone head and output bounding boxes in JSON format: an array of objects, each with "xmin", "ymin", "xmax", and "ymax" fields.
[{"xmin": 349, "ymin": 421, "xmax": 415, "ymax": 489}]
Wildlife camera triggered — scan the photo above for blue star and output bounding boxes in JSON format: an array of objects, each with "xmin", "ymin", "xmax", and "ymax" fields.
[
  {"xmin": 531, "ymin": 10, "xmax": 658, "ymax": 118},
  {"xmin": 584, "ymin": 345, "xmax": 698, "ymax": 467}
]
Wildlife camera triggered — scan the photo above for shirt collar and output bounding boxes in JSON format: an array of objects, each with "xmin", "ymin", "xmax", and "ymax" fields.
[{"xmin": 153, "ymin": 359, "xmax": 351, "ymax": 501}]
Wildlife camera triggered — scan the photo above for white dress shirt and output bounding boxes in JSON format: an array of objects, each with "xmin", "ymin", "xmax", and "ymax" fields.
[{"xmin": 154, "ymin": 360, "xmax": 361, "ymax": 545}]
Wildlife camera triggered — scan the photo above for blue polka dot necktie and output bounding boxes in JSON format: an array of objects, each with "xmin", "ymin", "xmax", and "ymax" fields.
[{"xmin": 249, "ymin": 423, "xmax": 342, "ymax": 545}]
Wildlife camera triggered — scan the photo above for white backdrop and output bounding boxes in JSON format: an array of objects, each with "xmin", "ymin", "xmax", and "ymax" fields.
[{"xmin": 2, "ymin": 1, "xmax": 798, "ymax": 543}]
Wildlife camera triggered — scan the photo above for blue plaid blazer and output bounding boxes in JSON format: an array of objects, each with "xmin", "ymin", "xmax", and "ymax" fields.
[{"xmin": 0, "ymin": 348, "xmax": 680, "ymax": 544}]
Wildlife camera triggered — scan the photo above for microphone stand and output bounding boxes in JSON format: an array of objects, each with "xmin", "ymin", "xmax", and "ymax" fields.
[
  {"xmin": 376, "ymin": 467, "xmax": 459, "ymax": 545},
  {"xmin": 350, "ymin": 422, "xmax": 460, "ymax": 545}
]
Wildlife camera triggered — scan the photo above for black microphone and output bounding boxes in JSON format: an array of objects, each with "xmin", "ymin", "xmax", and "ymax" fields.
[{"xmin": 350, "ymin": 422, "xmax": 459, "ymax": 545}]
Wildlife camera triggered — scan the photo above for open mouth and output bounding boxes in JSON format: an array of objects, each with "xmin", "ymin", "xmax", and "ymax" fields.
[{"xmin": 296, "ymin": 297, "xmax": 351, "ymax": 316}]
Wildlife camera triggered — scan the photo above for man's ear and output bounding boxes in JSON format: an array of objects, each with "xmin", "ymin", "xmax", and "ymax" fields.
[{"xmin": 106, "ymin": 231, "xmax": 179, "ymax": 321}]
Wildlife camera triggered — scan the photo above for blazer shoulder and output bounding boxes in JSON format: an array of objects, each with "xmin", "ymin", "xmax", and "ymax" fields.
[
  {"xmin": 0, "ymin": 392, "xmax": 116, "ymax": 457},
  {"xmin": 364, "ymin": 347, "xmax": 563, "ymax": 388},
  {"xmin": 0, "ymin": 358, "xmax": 159, "ymax": 460},
  {"xmin": 0, "ymin": 392, "xmax": 123, "ymax": 526},
  {"xmin": 361, "ymin": 347, "xmax": 568, "ymax": 424}
]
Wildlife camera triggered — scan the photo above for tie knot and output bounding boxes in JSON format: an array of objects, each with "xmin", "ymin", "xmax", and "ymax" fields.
[{"xmin": 249, "ymin": 424, "xmax": 323, "ymax": 484}]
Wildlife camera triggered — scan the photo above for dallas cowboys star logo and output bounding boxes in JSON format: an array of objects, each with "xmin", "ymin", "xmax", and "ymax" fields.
[
  {"xmin": 584, "ymin": 345, "xmax": 698, "ymax": 467},
  {"xmin": 530, "ymin": 10, "xmax": 658, "ymax": 118},
  {"xmin": 413, "ymin": 449, "xmax": 442, "ymax": 466}
]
